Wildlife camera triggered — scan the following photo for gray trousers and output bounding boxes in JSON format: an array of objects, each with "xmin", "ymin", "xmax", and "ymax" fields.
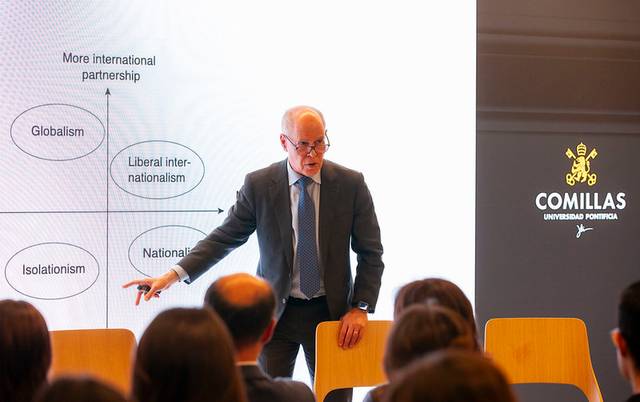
[{"xmin": 259, "ymin": 296, "xmax": 352, "ymax": 402}]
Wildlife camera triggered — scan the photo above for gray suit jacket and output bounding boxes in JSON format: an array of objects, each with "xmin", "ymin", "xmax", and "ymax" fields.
[
  {"xmin": 178, "ymin": 159, "xmax": 384, "ymax": 319},
  {"xmin": 239, "ymin": 364, "xmax": 315, "ymax": 402}
]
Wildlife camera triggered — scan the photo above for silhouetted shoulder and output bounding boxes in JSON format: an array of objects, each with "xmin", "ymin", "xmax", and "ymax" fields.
[
  {"xmin": 240, "ymin": 365, "xmax": 315, "ymax": 402},
  {"xmin": 272, "ymin": 378, "xmax": 315, "ymax": 402}
]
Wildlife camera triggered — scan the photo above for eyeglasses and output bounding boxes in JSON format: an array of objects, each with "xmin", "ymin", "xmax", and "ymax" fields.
[{"xmin": 283, "ymin": 131, "xmax": 331, "ymax": 155}]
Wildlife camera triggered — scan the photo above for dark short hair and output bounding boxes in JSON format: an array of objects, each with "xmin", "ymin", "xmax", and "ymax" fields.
[
  {"xmin": 0, "ymin": 300, "xmax": 51, "ymax": 402},
  {"xmin": 35, "ymin": 377, "xmax": 126, "ymax": 402},
  {"xmin": 204, "ymin": 278, "xmax": 275, "ymax": 348},
  {"xmin": 394, "ymin": 278, "xmax": 478, "ymax": 348},
  {"xmin": 132, "ymin": 308, "xmax": 246, "ymax": 402},
  {"xmin": 619, "ymin": 280, "xmax": 640, "ymax": 367},
  {"xmin": 385, "ymin": 350, "xmax": 516, "ymax": 402},
  {"xmin": 384, "ymin": 304, "xmax": 476, "ymax": 377}
]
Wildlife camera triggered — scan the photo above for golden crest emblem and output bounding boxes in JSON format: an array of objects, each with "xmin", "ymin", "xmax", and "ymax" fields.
[{"xmin": 565, "ymin": 142, "xmax": 597, "ymax": 186}]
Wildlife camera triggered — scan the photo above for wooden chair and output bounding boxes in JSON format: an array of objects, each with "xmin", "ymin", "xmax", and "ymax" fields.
[
  {"xmin": 314, "ymin": 320, "xmax": 392, "ymax": 402},
  {"xmin": 50, "ymin": 328, "xmax": 136, "ymax": 393},
  {"xmin": 484, "ymin": 317, "xmax": 603, "ymax": 402}
]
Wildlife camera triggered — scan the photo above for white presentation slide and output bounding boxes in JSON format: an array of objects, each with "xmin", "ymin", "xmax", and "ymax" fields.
[{"xmin": 1, "ymin": 0, "xmax": 475, "ymax": 387}]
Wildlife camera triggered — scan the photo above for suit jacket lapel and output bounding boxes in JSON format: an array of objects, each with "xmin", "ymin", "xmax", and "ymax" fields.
[
  {"xmin": 270, "ymin": 160, "xmax": 293, "ymax": 271},
  {"xmin": 319, "ymin": 161, "xmax": 339, "ymax": 273}
]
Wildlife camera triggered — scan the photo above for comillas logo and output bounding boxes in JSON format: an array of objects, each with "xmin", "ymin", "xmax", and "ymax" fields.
[
  {"xmin": 565, "ymin": 142, "xmax": 597, "ymax": 186},
  {"xmin": 534, "ymin": 142, "xmax": 626, "ymax": 237}
]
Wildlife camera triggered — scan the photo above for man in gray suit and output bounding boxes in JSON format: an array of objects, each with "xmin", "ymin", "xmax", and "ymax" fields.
[
  {"xmin": 205, "ymin": 273, "xmax": 315, "ymax": 402},
  {"xmin": 125, "ymin": 106, "xmax": 384, "ymax": 400}
]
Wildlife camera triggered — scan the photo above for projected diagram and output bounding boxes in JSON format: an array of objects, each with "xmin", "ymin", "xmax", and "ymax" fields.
[{"xmin": 1, "ymin": 89, "xmax": 224, "ymax": 326}]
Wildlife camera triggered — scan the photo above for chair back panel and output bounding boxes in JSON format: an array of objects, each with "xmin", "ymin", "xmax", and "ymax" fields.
[
  {"xmin": 314, "ymin": 320, "xmax": 392, "ymax": 402},
  {"xmin": 50, "ymin": 328, "xmax": 136, "ymax": 393},
  {"xmin": 484, "ymin": 318, "xmax": 602, "ymax": 402}
]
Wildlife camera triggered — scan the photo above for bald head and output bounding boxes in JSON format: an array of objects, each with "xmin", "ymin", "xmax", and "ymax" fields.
[
  {"xmin": 204, "ymin": 273, "xmax": 276, "ymax": 348},
  {"xmin": 213, "ymin": 273, "xmax": 272, "ymax": 306},
  {"xmin": 281, "ymin": 105, "xmax": 326, "ymax": 135}
]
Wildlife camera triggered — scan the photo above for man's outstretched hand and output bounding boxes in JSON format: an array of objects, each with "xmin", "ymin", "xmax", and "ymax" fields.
[
  {"xmin": 122, "ymin": 270, "xmax": 180, "ymax": 305},
  {"xmin": 338, "ymin": 308, "xmax": 368, "ymax": 349}
]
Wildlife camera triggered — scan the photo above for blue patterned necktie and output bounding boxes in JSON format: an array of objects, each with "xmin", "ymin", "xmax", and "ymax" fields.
[{"xmin": 296, "ymin": 176, "xmax": 321, "ymax": 298}]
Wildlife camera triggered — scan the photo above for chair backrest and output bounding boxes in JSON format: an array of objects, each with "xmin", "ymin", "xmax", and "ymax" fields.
[
  {"xmin": 314, "ymin": 320, "xmax": 392, "ymax": 402},
  {"xmin": 484, "ymin": 317, "xmax": 603, "ymax": 402},
  {"xmin": 50, "ymin": 328, "xmax": 136, "ymax": 394}
]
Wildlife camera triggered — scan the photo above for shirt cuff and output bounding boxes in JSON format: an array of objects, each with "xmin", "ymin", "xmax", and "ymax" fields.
[{"xmin": 170, "ymin": 265, "xmax": 190, "ymax": 282}]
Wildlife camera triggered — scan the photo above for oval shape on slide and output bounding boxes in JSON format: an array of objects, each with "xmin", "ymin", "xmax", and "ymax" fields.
[
  {"xmin": 5, "ymin": 242, "xmax": 100, "ymax": 300},
  {"xmin": 10, "ymin": 104, "xmax": 105, "ymax": 161},
  {"xmin": 110, "ymin": 140, "xmax": 206, "ymax": 199},
  {"xmin": 128, "ymin": 225, "xmax": 206, "ymax": 277}
]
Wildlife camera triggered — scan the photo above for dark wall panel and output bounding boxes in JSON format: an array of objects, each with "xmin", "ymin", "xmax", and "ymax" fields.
[{"xmin": 477, "ymin": 1, "xmax": 640, "ymax": 401}]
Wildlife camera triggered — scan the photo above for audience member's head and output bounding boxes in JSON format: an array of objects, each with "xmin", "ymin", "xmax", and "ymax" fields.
[
  {"xmin": 394, "ymin": 278, "xmax": 478, "ymax": 347},
  {"xmin": 35, "ymin": 377, "xmax": 126, "ymax": 402},
  {"xmin": 612, "ymin": 280, "xmax": 640, "ymax": 393},
  {"xmin": 0, "ymin": 300, "xmax": 51, "ymax": 402},
  {"xmin": 384, "ymin": 304, "xmax": 476, "ymax": 380},
  {"xmin": 204, "ymin": 273, "xmax": 276, "ymax": 353},
  {"xmin": 385, "ymin": 350, "xmax": 517, "ymax": 402},
  {"xmin": 132, "ymin": 307, "xmax": 246, "ymax": 402}
]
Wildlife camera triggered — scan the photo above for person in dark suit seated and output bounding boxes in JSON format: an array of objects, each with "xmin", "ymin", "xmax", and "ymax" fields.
[
  {"xmin": 35, "ymin": 377, "xmax": 127, "ymax": 402},
  {"xmin": 611, "ymin": 280, "xmax": 640, "ymax": 402},
  {"xmin": 362, "ymin": 304, "xmax": 477, "ymax": 402},
  {"xmin": 385, "ymin": 350, "xmax": 517, "ymax": 402},
  {"xmin": 393, "ymin": 277, "xmax": 479, "ymax": 349},
  {"xmin": 131, "ymin": 307, "xmax": 247, "ymax": 402},
  {"xmin": 0, "ymin": 300, "xmax": 51, "ymax": 402},
  {"xmin": 205, "ymin": 273, "xmax": 315, "ymax": 402}
]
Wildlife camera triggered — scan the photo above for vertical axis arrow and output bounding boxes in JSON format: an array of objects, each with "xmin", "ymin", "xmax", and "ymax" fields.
[{"xmin": 105, "ymin": 88, "xmax": 110, "ymax": 328}]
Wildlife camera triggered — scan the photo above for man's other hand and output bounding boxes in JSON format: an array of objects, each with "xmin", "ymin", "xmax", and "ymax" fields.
[
  {"xmin": 338, "ymin": 308, "xmax": 368, "ymax": 349},
  {"xmin": 122, "ymin": 270, "xmax": 179, "ymax": 305}
]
